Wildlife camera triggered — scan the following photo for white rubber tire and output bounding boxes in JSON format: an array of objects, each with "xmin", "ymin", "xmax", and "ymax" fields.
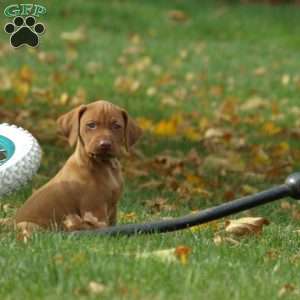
[{"xmin": 0, "ymin": 123, "xmax": 42, "ymax": 198}]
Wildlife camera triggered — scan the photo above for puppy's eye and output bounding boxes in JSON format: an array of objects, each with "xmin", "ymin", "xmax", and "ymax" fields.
[
  {"xmin": 111, "ymin": 122, "xmax": 121, "ymax": 130},
  {"xmin": 86, "ymin": 122, "xmax": 97, "ymax": 129}
]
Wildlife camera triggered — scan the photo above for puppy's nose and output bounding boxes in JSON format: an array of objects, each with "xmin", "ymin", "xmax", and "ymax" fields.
[{"xmin": 98, "ymin": 140, "xmax": 112, "ymax": 151}]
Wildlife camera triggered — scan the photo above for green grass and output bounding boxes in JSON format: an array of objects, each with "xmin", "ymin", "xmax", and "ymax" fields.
[{"xmin": 1, "ymin": 0, "xmax": 300, "ymax": 299}]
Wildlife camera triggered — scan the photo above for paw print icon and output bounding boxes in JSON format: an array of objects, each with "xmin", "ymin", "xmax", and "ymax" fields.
[{"xmin": 4, "ymin": 16, "xmax": 45, "ymax": 48}]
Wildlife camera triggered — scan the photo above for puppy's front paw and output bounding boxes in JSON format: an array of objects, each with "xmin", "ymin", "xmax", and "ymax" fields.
[
  {"xmin": 63, "ymin": 212, "xmax": 107, "ymax": 231},
  {"xmin": 63, "ymin": 214, "xmax": 85, "ymax": 231},
  {"xmin": 83, "ymin": 212, "xmax": 107, "ymax": 229}
]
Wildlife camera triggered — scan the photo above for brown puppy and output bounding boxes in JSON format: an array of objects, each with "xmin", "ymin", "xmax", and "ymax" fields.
[{"xmin": 14, "ymin": 100, "xmax": 142, "ymax": 232}]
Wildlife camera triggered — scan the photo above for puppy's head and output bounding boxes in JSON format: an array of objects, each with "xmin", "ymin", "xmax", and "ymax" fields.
[{"xmin": 57, "ymin": 100, "xmax": 142, "ymax": 160}]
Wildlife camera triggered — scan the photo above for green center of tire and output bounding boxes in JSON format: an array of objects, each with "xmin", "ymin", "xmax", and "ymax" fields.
[{"xmin": 0, "ymin": 135, "xmax": 15, "ymax": 166}]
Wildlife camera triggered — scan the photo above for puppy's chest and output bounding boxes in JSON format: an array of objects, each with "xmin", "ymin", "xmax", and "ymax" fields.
[{"xmin": 89, "ymin": 166, "xmax": 123, "ymax": 202}]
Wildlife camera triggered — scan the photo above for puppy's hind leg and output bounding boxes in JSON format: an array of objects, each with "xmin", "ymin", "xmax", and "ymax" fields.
[{"xmin": 16, "ymin": 222, "xmax": 44, "ymax": 241}]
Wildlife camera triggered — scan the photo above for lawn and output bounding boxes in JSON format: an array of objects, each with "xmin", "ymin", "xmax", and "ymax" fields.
[{"xmin": 1, "ymin": 0, "xmax": 300, "ymax": 299}]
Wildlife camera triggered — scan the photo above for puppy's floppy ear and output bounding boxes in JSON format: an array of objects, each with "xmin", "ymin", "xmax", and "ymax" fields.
[
  {"xmin": 57, "ymin": 105, "xmax": 87, "ymax": 147},
  {"xmin": 121, "ymin": 110, "xmax": 143, "ymax": 151}
]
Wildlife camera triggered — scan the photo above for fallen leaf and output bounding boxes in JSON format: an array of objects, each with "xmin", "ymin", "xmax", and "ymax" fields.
[
  {"xmin": 139, "ymin": 179, "xmax": 164, "ymax": 190},
  {"xmin": 202, "ymin": 152, "xmax": 245, "ymax": 172},
  {"xmin": 136, "ymin": 245, "xmax": 191, "ymax": 264},
  {"xmin": 114, "ymin": 76, "xmax": 140, "ymax": 94},
  {"xmin": 88, "ymin": 281, "xmax": 106, "ymax": 295},
  {"xmin": 174, "ymin": 245, "xmax": 192, "ymax": 265},
  {"xmin": 136, "ymin": 248, "xmax": 177, "ymax": 263},
  {"xmin": 145, "ymin": 197, "xmax": 176, "ymax": 213},
  {"xmin": 119, "ymin": 212, "xmax": 138, "ymax": 222},
  {"xmin": 254, "ymin": 67, "xmax": 267, "ymax": 76},
  {"xmin": 281, "ymin": 74, "xmax": 290, "ymax": 86},
  {"xmin": 239, "ymin": 96, "xmax": 268, "ymax": 112},
  {"xmin": 37, "ymin": 51, "xmax": 57, "ymax": 64},
  {"xmin": 61, "ymin": 26, "xmax": 86, "ymax": 43},
  {"xmin": 85, "ymin": 61, "xmax": 102, "ymax": 75},
  {"xmin": 225, "ymin": 217, "xmax": 269, "ymax": 236},
  {"xmin": 168, "ymin": 10, "xmax": 189, "ymax": 22},
  {"xmin": 146, "ymin": 86, "xmax": 157, "ymax": 97},
  {"xmin": 278, "ymin": 283, "xmax": 297, "ymax": 298},
  {"xmin": 19, "ymin": 65, "xmax": 34, "ymax": 82},
  {"xmin": 213, "ymin": 235, "xmax": 240, "ymax": 246},
  {"xmin": 262, "ymin": 121, "xmax": 282, "ymax": 135}
]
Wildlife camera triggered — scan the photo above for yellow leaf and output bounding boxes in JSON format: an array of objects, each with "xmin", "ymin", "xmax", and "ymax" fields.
[
  {"xmin": 184, "ymin": 127, "xmax": 201, "ymax": 141},
  {"xmin": 19, "ymin": 65, "xmax": 34, "ymax": 82},
  {"xmin": 262, "ymin": 121, "xmax": 281, "ymax": 135},
  {"xmin": 137, "ymin": 117, "xmax": 154, "ymax": 131},
  {"xmin": 272, "ymin": 142, "xmax": 290, "ymax": 157},
  {"xmin": 119, "ymin": 212, "xmax": 137, "ymax": 222},
  {"xmin": 154, "ymin": 120, "xmax": 177, "ymax": 136},
  {"xmin": 59, "ymin": 92, "xmax": 69, "ymax": 105},
  {"xmin": 15, "ymin": 81, "xmax": 30, "ymax": 102},
  {"xmin": 252, "ymin": 146, "xmax": 270, "ymax": 165},
  {"xmin": 241, "ymin": 184, "xmax": 259, "ymax": 195}
]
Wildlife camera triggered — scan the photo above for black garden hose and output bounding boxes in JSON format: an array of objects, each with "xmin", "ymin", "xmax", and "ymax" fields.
[{"xmin": 70, "ymin": 173, "xmax": 300, "ymax": 237}]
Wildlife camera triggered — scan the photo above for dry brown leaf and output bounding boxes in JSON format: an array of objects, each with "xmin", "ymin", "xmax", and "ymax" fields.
[
  {"xmin": 145, "ymin": 197, "xmax": 177, "ymax": 213},
  {"xmin": 0, "ymin": 69, "xmax": 12, "ymax": 91},
  {"xmin": 168, "ymin": 10, "xmax": 189, "ymax": 22},
  {"xmin": 202, "ymin": 152, "xmax": 245, "ymax": 172},
  {"xmin": 70, "ymin": 87, "xmax": 86, "ymax": 106},
  {"xmin": 85, "ymin": 61, "xmax": 102, "ymax": 75},
  {"xmin": 225, "ymin": 217, "xmax": 270, "ymax": 236},
  {"xmin": 278, "ymin": 283, "xmax": 297, "ymax": 298},
  {"xmin": 114, "ymin": 76, "xmax": 140, "ymax": 94},
  {"xmin": 174, "ymin": 245, "xmax": 192, "ymax": 265},
  {"xmin": 37, "ymin": 51, "xmax": 57, "ymax": 64},
  {"xmin": 139, "ymin": 179, "xmax": 164, "ymax": 190},
  {"xmin": 254, "ymin": 67, "xmax": 267, "ymax": 76},
  {"xmin": 280, "ymin": 200, "xmax": 292, "ymax": 210}
]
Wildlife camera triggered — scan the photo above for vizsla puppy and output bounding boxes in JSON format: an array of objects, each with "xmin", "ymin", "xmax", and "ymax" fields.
[{"xmin": 14, "ymin": 100, "xmax": 142, "ymax": 232}]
